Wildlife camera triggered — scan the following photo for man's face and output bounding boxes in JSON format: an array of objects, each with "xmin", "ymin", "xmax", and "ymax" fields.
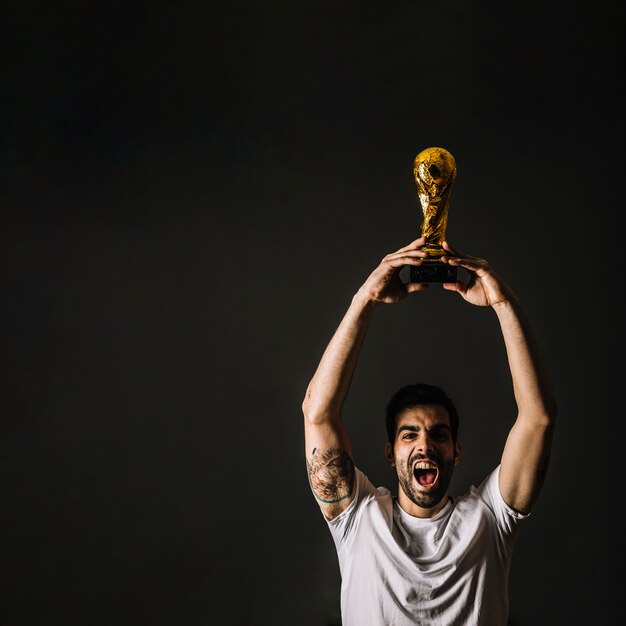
[{"xmin": 385, "ymin": 404, "xmax": 461, "ymax": 518}]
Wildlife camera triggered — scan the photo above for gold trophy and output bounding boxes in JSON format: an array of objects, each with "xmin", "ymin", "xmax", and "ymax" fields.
[{"xmin": 409, "ymin": 146, "xmax": 458, "ymax": 283}]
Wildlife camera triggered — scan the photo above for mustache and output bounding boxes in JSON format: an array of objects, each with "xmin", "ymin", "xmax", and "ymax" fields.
[{"xmin": 408, "ymin": 453, "xmax": 441, "ymax": 467}]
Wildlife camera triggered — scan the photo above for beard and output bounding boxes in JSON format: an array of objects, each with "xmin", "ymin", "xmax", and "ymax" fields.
[{"xmin": 395, "ymin": 453, "xmax": 455, "ymax": 510}]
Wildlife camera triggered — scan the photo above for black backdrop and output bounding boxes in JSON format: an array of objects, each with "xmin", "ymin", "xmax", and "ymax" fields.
[{"xmin": 2, "ymin": 1, "xmax": 624, "ymax": 624}]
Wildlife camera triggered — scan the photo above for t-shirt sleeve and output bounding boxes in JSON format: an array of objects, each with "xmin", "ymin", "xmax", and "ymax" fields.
[
  {"xmin": 475, "ymin": 464, "xmax": 530, "ymax": 536},
  {"xmin": 326, "ymin": 467, "xmax": 381, "ymax": 550}
]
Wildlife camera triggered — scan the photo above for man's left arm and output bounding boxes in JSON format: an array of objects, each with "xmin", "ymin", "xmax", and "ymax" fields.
[
  {"xmin": 492, "ymin": 297, "xmax": 558, "ymax": 514},
  {"xmin": 442, "ymin": 242, "xmax": 558, "ymax": 515}
]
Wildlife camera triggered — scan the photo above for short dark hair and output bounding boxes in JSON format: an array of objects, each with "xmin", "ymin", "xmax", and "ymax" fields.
[{"xmin": 385, "ymin": 383, "xmax": 459, "ymax": 445}]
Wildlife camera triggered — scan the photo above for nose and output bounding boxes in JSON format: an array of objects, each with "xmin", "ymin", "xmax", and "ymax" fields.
[{"xmin": 417, "ymin": 432, "xmax": 434, "ymax": 454}]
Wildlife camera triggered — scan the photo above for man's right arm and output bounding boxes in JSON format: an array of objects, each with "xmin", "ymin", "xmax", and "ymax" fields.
[
  {"xmin": 303, "ymin": 293, "xmax": 377, "ymax": 520},
  {"xmin": 302, "ymin": 238, "xmax": 430, "ymax": 520}
]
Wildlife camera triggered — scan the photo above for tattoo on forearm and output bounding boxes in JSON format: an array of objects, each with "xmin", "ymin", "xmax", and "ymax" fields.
[{"xmin": 307, "ymin": 447, "xmax": 355, "ymax": 504}]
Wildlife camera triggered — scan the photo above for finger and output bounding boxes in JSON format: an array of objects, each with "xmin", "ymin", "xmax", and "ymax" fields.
[
  {"xmin": 386, "ymin": 249, "xmax": 430, "ymax": 262},
  {"xmin": 442, "ymin": 281, "xmax": 467, "ymax": 295},
  {"xmin": 394, "ymin": 236, "xmax": 429, "ymax": 254},
  {"xmin": 446, "ymin": 256, "xmax": 487, "ymax": 273},
  {"xmin": 386, "ymin": 256, "xmax": 424, "ymax": 271},
  {"xmin": 405, "ymin": 282, "xmax": 430, "ymax": 294},
  {"xmin": 385, "ymin": 254, "xmax": 427, "ymax": 268},
  {"xmin": 441, "ymin": 240, "xmax": 461, "ymax": 256},
  {"xmin": 441, "ymin": 241, "xmax": 478, "ymax": 260}
]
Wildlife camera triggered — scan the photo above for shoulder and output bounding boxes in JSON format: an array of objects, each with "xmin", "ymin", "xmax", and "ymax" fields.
[
  {"xmin": 332, "ymin": 468, "xmax": 392, "ymax": 517},
  {"xmin": 457, "ymin": 466, "xmax": 530, "ymax": 534},
  {"xmin": 327, "ymin": 468, "xmax": 393, "ymax": 541}
]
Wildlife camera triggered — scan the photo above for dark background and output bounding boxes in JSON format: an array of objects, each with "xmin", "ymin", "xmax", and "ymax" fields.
[{"xmin": 2, "ymin": 1, "xmax": 624, "ymax": 624}]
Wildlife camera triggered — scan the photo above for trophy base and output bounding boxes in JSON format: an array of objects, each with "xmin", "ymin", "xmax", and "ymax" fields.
[{"xmin": 409, "ymin": 262, "xmax": 458, "ymax": 283}]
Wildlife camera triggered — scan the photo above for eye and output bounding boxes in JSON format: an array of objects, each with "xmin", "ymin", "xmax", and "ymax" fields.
[{"xmin": 401, "ymin": 433, "xmax": 417, "ymax": 441}]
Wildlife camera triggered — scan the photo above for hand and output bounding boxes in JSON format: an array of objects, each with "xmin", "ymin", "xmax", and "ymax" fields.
[
  {"xmin": 440, "ymin": 241, "xmax": 515, "ymax": 307},
  {"xmin": 357, "ymin": 237, "xmax": 431, "ymax": 304}
]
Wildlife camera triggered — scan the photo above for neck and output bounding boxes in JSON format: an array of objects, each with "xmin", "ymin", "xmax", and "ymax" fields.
[{"xmin": 396, "ymin": 488, "xmax": 450, "ymax": 519}]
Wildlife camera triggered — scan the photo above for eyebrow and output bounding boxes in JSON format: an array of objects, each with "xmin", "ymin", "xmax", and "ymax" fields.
[{"xmin": 397, "ymin": 424, "xmax": 451, "ymax": 435}]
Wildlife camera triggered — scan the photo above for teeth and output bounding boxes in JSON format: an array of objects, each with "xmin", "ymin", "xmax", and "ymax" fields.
[{"xmin": 414, "ymin": 461, "xmax": 436, "ymax": 470}]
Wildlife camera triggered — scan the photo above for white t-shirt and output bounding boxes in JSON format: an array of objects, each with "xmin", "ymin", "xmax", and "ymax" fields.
[{"xmin": 327, "ymin": 465, "xmax": 528, "ymax": 626}]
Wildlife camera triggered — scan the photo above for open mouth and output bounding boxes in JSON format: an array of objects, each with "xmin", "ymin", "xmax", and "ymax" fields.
[{"xmin": 413, "ymin": 461, "xmax": 439, "ymax": 488}]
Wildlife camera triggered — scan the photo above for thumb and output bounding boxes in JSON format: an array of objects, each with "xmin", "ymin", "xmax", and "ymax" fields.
[{"xmin": 405, "ymin": 282, "xmax": 430, "ymax": 294}]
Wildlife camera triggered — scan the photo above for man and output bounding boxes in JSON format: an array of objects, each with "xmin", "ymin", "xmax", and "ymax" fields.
[{"xmin": 302, "ymin": 236, "xmax": 557, "ymax": 625}]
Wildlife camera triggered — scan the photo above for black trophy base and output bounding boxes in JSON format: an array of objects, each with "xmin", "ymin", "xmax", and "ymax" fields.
[{"xmin": 409, "ymin": 262, "xmax": 458, "ymax": 283}]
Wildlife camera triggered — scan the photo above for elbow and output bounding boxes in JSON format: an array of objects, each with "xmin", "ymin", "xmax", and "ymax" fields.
[
  {"xmin": 545, "ymin": 393, "xmax": 559, "ymax": 424},
  {"xmin": 302, "ymin": 386, "xmax": 313, "ymax": 419},
  {"xmin": 302, "ymin": 389, "xmax": 337, "ymax": 425},
  {"xmin": 520, "ymin": 396, "xmax": 558, "ymax": 430},
  {"xmin": 536, "ymin": 398, "xmax": 558, "ymax": 429},
  {"xmin": 301, "ymin": 389, "xmax": 319, "ymax": 423},
  {"xmin": 302, "ymin": 399, "xmax": 326, "ymax": 425},
  {"xmin": 301, "ymin": 396, "xmax": 312, "ymax": 421},
  {"xmin": 534, "ymin": 386, "xmax": 559, "ymax": 425},
  {"xmin": 545, "ymin": 379, "xmax": 559, "ymax": 421}
]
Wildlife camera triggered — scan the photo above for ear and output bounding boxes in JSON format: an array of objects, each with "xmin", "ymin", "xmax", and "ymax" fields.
[
  {"xmin": 385, "ymin": 442, "xmax": 395, "ymax": 468},
  {"xmin": 453, "ymin": 441, "xmax": 462, "ymax": 466}
]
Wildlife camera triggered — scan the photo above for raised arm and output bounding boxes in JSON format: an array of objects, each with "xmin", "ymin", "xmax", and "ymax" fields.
[
  {"xmin": 442, "ymin": 242, "xmax": 558, "ymax": 514},
  {"xmin": 302, "ymin": 237, "xmax": 430, "ymax": 520}
]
